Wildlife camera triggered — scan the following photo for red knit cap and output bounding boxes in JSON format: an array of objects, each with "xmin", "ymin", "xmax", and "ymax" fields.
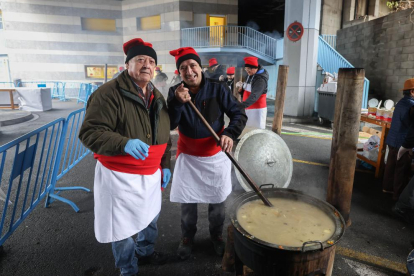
[
  {"xmin": 226, "ymin": 67, "xmax": 235, "ymax": 75},
  {"xmin": 243, "ymin": 57, "xmax": 259, "ymax": 68},
  {"xmin": 174, "ymin": 69, "xmax": 179, "ymax": 75},
  {"xmin": 123, "ymin": 38, "xmax": 157, "ymax": 64},
  {"xmin": 209, "ymin": 58, "xmax": 218, "ymax": 67},
  {"xmin": 155, "ymin": 67, "xmax": 161, "ymax": 71},
  {"xmin": 169, "ymin": 47, "xmax": 201, "ymax": 69}
]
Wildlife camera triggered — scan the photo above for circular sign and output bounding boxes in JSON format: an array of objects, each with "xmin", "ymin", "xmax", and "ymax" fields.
[{"xmin": 287, "ymin": 21, "xmax": 304, "ymax": 42}]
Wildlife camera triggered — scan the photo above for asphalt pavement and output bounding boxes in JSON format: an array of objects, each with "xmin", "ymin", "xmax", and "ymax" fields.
[{"xmin": 0, "ymin": 99, "xmax": 411, "ymax": 276}]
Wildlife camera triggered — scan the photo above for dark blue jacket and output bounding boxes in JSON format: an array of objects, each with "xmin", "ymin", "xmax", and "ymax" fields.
[
  {"xmin": 167, "ymin": 74, "xmax": 247, "ymax": 140},
  {"xmin": 386, "ymin": 96, "xmax": 414, "ymax": 148}
]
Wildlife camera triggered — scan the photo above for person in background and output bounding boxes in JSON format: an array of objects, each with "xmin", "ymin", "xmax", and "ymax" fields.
[
  {"xmin": 383, "ymin": 78, "xmax": 414, "ymax": 201},
  {"xmin": 111, "ymin": 66, "xmax": 125, "ymax": 80},
  {"xmin": 219, "ymin": 67, "xmax": 235, "ymax": 91},
  {"xmin": 236, "ymin": 57, "xmax": 269, "ymax": 129},
  {"xmin": 79, "ymin": 38, "xmax": 171, "ymax": 276},
  {"xmin": 167, "ymin": 47, "xmax": 247, "ymax": 261},
  {"xmin": 170, "ymin": 69, "xmax": 182, "ymax": 86},
  {"xmin": 154, "ymin": 71, "xmax": 169, "ymax": 99},
  {"xmin": 204, "ymin": 58, "xmax": 226, "ymax": 81}
]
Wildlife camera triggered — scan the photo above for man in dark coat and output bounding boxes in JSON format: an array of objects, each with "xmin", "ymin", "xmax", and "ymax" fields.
[
  {"xmin": 79, "ymin": 38, "xmax": 171, "ymax": 276},
  {"xmin": 204, "ymin": 57, "xmax": 226, "ymax": 81},
  {"xmin": 167, "ymin": 47, "xmax": 247, "ymax": 261},
  {"xmin": 383, "ymin": 78, "xmax": 414, "ymax": 200}
]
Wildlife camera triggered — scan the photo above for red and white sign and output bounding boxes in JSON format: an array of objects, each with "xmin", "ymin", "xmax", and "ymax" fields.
[{"xmin": 287, "ymin": 21, "xmax": 304, "ymax": 42}]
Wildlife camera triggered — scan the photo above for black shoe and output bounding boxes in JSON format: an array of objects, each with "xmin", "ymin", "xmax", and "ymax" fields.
[
  {"xmin": 138, "ymin": 251, "xmax": 167, "ymax": 266},
  {"xmin": 392, "ymin": 206, "xmax": 414, "ymax": 225},
  {"xmin": 177, "ymin": 237, "xmax": 193, "ymax": 260},
  {"xmin": 211, "ymin": 235, "xmax": 225, "ymax": 257}
]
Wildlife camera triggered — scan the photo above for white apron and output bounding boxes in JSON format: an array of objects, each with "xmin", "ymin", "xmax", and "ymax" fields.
[
  {"xmin": 243, "ymin": 81, "xmax": 267, "ymax": 129},
  {"xmin": 170, "ymin": 151, "xmax": 232, "ymax": 204},
  {"xmin": 94, "ymin": 161, "xmax": 161, "ymax": 243}
]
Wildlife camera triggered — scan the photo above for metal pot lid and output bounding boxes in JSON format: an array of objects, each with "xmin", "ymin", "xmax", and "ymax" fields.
[{"xmin": 234, "ymin": 129, "xmax": 293, "ymax": 191}]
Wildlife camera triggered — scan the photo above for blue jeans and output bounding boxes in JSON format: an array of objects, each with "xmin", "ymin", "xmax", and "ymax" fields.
[{"xmin": 112, "ymin": 213, "xmax": 159, "ymax": 276}]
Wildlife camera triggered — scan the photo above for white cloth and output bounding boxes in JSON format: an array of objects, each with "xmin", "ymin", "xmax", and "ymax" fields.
[
  {"xmin": 94, "ymin": 162, "xmax": 161, "ymax": 243},
  {"xmin": 170, "ymin": 152, "xmax": 232, "ymax": 204},
  {"xmin": 15, "ymin": 88, "xmax": 52, "ymax": 111},
  {"xmin": 243, "ymin": 82, "xmax": 267, "ymax": 129},
  {"xmin": 246, "ymin": 108, "xmax": 267, "ymax": 129}
]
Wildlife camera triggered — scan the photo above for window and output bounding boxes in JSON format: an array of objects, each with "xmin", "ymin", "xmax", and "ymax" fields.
[
  {"xmin": 0, "ymin": 10, "xmax": 3, "ymax": 30},
  {"xmin": 85, "ymin": 65, "xmax": 118, "ymax": 79},
  {"xmin": 137, "ymin": 15, "xmax": 161, "ymax": 31},
  {"xmin": 81, "ymin": 18, "xmax": 116, "ymax": 32}
]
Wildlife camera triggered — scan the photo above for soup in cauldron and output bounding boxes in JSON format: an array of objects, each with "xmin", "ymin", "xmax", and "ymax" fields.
[{"xmin": 237, "ymin": 198, "xmax": 336, "ymax": 247}]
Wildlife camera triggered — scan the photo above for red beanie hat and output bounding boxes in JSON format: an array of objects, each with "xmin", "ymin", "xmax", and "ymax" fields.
[
  {"xmin": 123, "ymin": 38, "xmax": 157, "ymax": 64},
  {"xmin": 226, "ymin": 67, "xmax": 235, "ymax": 75},
  {"xmin": 174, "ymin": 69, "xmax": 179, "ymax": 74},
  {"xmin": 243, "ymin": 57, "xmax": 259, "ymax": 68},
  {"xmin": 169, "ymin": 47, "xmax": 201, "ymax": 69},
  {"xmin": 209, "ymin": 58, "xmax": 218, "ymax": 67},
  {"xmin": 155, "ymin": 67, "xmax": 161, "ymax": 71}
]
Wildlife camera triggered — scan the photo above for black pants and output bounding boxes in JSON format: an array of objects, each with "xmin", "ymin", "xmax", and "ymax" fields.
[
  {"xmin": 383, "ymin": 145, "xmax": 412, "ymax": 200},
  {"xmin": 181, "ymin": 202, "xmax": 225, "ymax": 239}
]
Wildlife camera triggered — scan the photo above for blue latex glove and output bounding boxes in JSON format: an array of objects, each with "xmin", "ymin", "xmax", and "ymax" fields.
[
  {"xmin": 124, "ymin": 139, "xmax": 149, "ymax": 160},
  {"xmin": 162, "ymin": 168, "xmax": 171, "ymax": 189}
]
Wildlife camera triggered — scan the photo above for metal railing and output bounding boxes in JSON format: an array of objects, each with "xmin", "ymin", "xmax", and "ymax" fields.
[
  {"xmin": 45, "ymin": 108, "xmax": 90, "ymax": 212},
  {"xmin": 0, "ymin": 109, "xmax": 91, "ymax": 246},
  {"xmin": 321, "ymin": 35, "xmax": 337, "ymax": 49},
  {"xmin": 0, "ymin": 119, "xmax": 65, "ymax": 245},
  {"xmin": 181, "ymin": 26, "xmax": 281, "ymax": 60},
  {"xmin": 15, "ymin": 81, "xmax": 98, "ymax": 103},
  {"xmin": 0, "ymin": 82, "xmax": 15, "ymax": 88},
  {"xmin": 317, "ymin": 36, "xmax": 369, "ymax": 108}
]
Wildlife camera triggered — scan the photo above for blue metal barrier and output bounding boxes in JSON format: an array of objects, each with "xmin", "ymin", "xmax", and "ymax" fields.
[
  {"xmin": 0, "ymin": 119, "xmax": 65, "ymax": 246},
  {"xmin": 45, "ymin": 108, "xmax": 90, "ymax": 212},
  {"xmin": 317, "ymin": 36, "xmax": 369, "ymax": 108}
]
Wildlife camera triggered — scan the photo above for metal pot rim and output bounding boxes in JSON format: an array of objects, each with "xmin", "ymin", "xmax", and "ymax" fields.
[{"xmin": 230, "ymin": 188, "xmax": 346, "ymax": 252}]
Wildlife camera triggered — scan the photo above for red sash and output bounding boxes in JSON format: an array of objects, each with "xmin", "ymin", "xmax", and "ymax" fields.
[
  {"xmin": 176, "ymin": 128, "xmax": 224, "ymax": 158},
  {"xmin": 94, "ymin": 143, "xmax": 167, "ymax": 175},
  {"xmin": 243, "ymin": 91, "xmax": 267, "ymax": 110}
]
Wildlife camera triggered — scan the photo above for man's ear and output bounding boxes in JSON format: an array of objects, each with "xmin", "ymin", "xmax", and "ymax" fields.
[{"xmin": 125, "ymin": 63, "xmax": 129, "ymax": 70}]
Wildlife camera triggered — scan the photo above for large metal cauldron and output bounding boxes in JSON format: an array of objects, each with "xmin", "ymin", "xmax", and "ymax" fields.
[{"xmin": 230, "ymin": 188, "xmax": 345, "ymax": 276}]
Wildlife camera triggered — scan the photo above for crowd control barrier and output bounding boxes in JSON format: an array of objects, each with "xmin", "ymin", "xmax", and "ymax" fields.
[
  {"xmin": 0, "ymin": 108, "xmax": 91, "ymax": 246},
  {"xmin": 45, "ymin": 109, "xmax": 90, "ymax": 212}
]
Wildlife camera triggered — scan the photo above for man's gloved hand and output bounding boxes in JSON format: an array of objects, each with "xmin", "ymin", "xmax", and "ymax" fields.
[
  {"xmin": 235, "ymin": 81, "xmax": 243, "ymax": 89},
  {"xmin": 397, "ymin": 146, "xmax": 413, "ymax": 160},
  {"xmin": 124, "ymin": 139, "xmax": 150, "ymax": 160},
  {"xmin": 219, "ymin": 75, "xmax": 225, "ymax": 81},
  {"xmin": 162, "ymin": 168, "xmax": 171, "ymax": 189}
]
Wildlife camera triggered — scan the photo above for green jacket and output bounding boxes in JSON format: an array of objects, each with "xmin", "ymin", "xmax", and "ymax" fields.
[{"xmin": 79, "ymin": 70, "xmax": 171, "ymax": 169}]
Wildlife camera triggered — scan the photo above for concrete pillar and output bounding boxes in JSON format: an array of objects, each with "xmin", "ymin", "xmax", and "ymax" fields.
[
  {"xmin": 343, "ymin": 0, "xmax": 356, "ymax": 23},
  {"xmin": 283, "ymin": 0, "xmax": 321, "ymax": 117}
]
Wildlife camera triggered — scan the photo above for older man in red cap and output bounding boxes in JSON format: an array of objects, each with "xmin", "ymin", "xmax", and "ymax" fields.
[
  {"xmin": 219, "ymin": 66, "xmax": 235, "ymax": 91},
  {"xmin": 204, "ymin": 57, "xmax": 226, "ymax": 81},
  {"xmin": 168, "ymin": 47, "xmax": 247, "ymax": 260},
  {"xmin": 79, "ymin": 38, "xmax": 171, "ymax": 276},
  {"xmin": 237, "ymin": 56, "xmax": 269, "ymax": 129}
]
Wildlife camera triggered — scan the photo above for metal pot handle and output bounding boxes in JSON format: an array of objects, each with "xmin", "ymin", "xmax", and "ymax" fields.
[
  {"xmin": 301, "ymin": 240, "xmax": 324, "ymax": 252},
  {"xmin": 259, "ymin": 184, "xmax": 274, "ymax": 189}
]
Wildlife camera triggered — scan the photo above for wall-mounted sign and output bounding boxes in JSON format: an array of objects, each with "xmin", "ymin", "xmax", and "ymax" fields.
[
  {"xmin": 85, "ymin": 65, "xmax": 118, "ymax": 79},
  {"xmin": 287, "ymin": 21, "xmax": 304, "ymax": 42}
]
